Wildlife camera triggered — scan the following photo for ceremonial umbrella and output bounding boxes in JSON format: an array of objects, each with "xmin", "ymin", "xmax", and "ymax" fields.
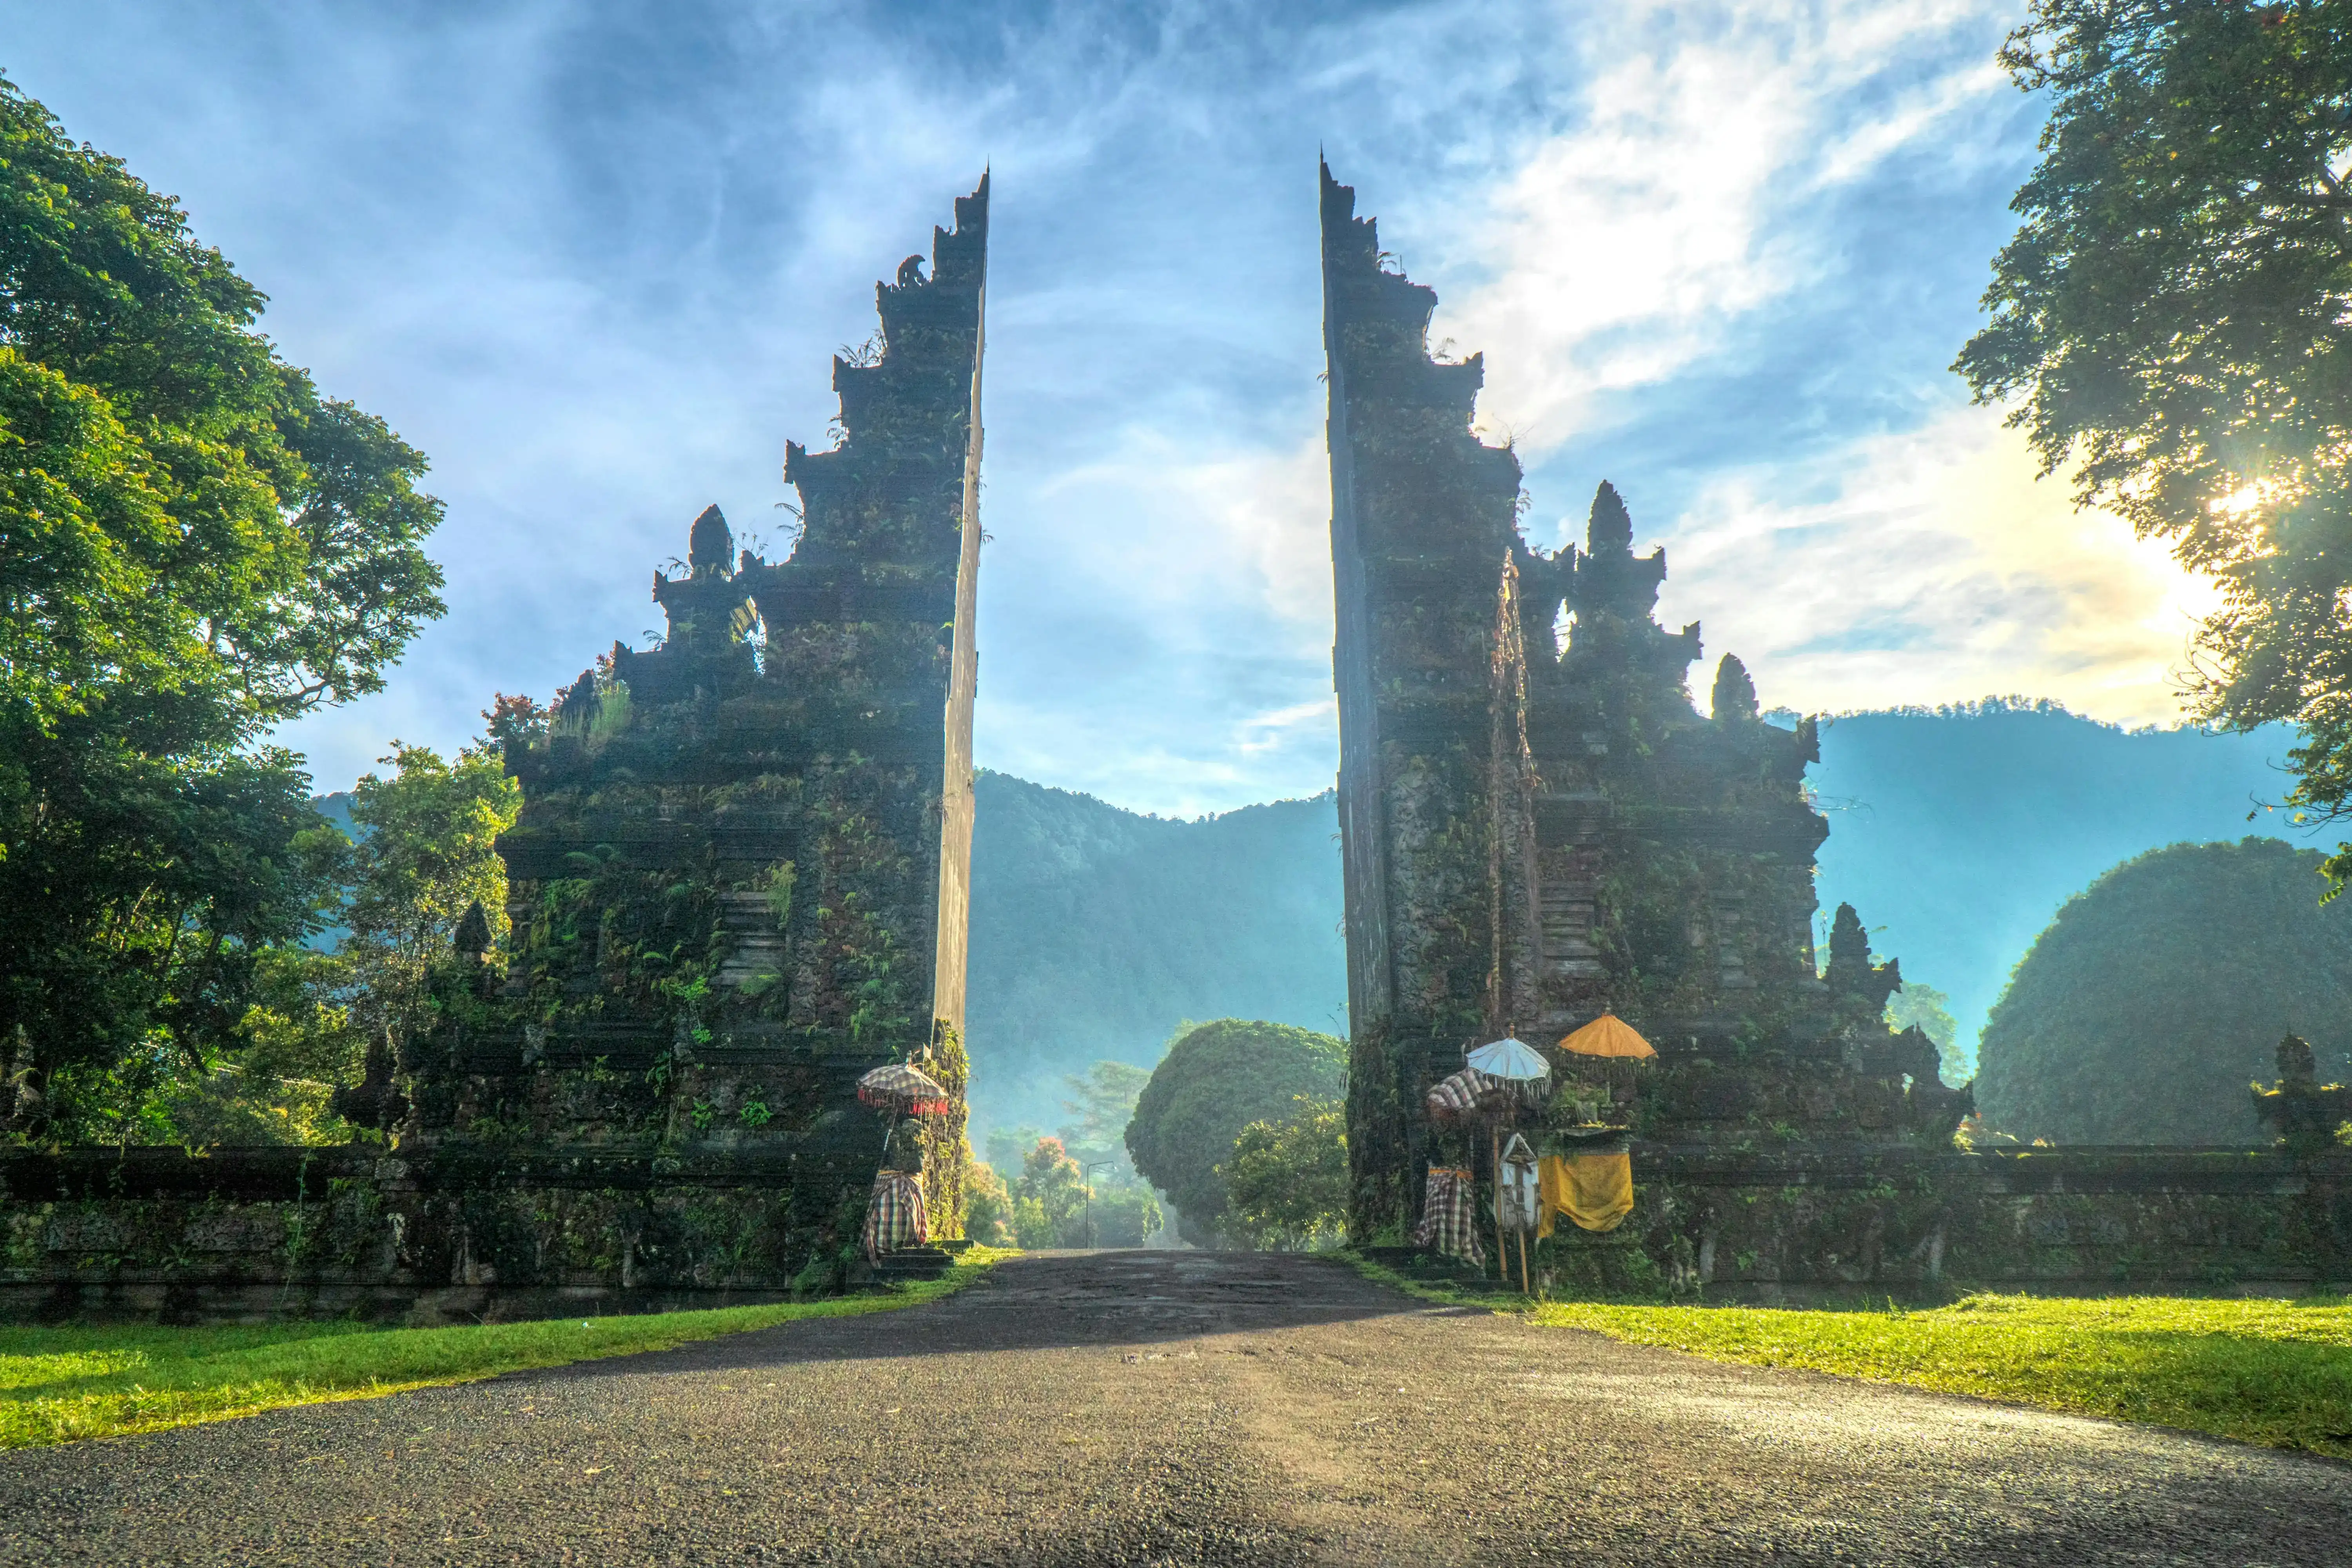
[
  {"xmin": 1426, "ymin": 1067, "xmax": 1500, "ymax": 1122},
  {"xmin": 1467, "ymin": 1035, "xmax": 1551, "ymax": 1082},
  {"xmin": 1557, "ymin": 1012, "xmax": 1657, "ymax": 1060},
  {"xmin": 1463, "ymin": 1036, "xmax": 1551, "ymax": 1289},
  {"xmin": 857, "ymin": 1062, "xmax": 954, "ymax": 1117}
]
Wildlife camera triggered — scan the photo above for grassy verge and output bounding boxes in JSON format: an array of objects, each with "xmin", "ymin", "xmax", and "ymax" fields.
[
  {"xmin": 1339, "ymin": 1253, "xmax": 2352, "ymax": 1455},
  {"xmin": 0, "ymin": 1247, "xmax": 1013, "ymax": 1450}
]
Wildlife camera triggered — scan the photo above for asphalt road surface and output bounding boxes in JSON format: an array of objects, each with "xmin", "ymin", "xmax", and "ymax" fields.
[{"xmin": 1, "ymin": 1250, "xmax": 2344, "ymax": 1566}]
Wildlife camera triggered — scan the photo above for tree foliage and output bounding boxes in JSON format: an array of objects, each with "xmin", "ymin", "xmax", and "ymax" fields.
[
  {"xmin": 338, "ymin": 740, "xmax": 521, "ymax": 1058},
  {"xmin": 1056, "ymin": 1058, "xmax": 1152, "ymax": 1180},
  {"xmin": 1955, "ymin": 3, "xmax": 2352, "ymax": 863},
  {"xmin": 1886, "ymin": 982, "xmax": 1967, "ymax": 1084},
  {"xmin": 1975, "ymin": 837, "xmax": 2352, "ymax": 1143},
  {"xmin": 1124, "ymin": 1018, "xmax": 1347, "ymax": 1246},
  {"xmin": 0, "ymin": 74, "xmax": 444, "ymax": 1127},
  {"xmin": 1010, "ymin": 1136, "xmax": 1089, "ymax": 1248},
  {"xmin": 1221, "ymin": 1096, "xmax": 1347, "ymax": 1251}
]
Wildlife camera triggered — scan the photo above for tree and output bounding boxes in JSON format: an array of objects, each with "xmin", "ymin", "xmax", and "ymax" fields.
[
  {"xmin": 0, "ymin": 74, "xmax": 444, "ymax": 1131},
  {"xmin": 1057, "ymin": 1058, "xmax": 1152, "ymax": 1178},
  {"xmin": 1011, "ymin": 1136, "xmax": 1090, "ymax": 1248},
  {"xmin": 1124, "ymin": 1018, "xmax": 1347, "ymax": 1246},
  {"xmin": 1975, "ymin": 837, "xmax": 2352, "ymax": 1143},
  {"xmin": 1955, "ymin": 4, "xmax": 2352, "ymax": 873},
  {"xmin": 1221, "ymin": 1096, "xmax": 1348, "ymax": 1251},
  {"xmin": 339, "ymin": 740, "xmax": 521, "ymax": 1059},
  {"xmin": 1886, "ymin": 982, "xmax": 1968, "ymax": 1085},
  {"xmin": 962, "ymin": 1159, "xmax": 1015, "ymax": 1247}
]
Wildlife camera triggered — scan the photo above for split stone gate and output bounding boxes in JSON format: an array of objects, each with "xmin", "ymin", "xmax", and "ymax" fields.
[{"xmin": 0, "ymin": 167, "xmax": 2344, "ymax": 1321}]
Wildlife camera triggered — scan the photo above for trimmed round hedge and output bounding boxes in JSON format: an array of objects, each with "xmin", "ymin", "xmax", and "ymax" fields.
[{"xmin": 1124, "ymin": 1018, "xmax": 1346, "ymax": 1246}]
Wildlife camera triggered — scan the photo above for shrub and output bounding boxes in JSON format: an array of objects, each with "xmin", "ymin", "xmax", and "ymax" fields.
[{"xmin": 1221, "ymin": 1096, "xmax": 1347, "ymax": 1250}]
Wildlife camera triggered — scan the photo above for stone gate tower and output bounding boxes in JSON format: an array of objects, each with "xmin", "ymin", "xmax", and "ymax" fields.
[
  {"xmin": 361, "ymin": 176, "xmax": 991, "ymax": 1298},
  {"xmin": 1321, "ymin": 163, "xmax": 1966, "ymax": 1253}
]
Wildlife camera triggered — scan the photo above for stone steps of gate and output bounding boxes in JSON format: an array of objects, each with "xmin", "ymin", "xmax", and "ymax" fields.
[{"xmin": 714, "ymin": 891, "xmax": 788, "ymax": 990}]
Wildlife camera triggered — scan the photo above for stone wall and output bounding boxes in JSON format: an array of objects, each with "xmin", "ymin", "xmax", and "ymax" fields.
[
  {"xmin": 1546, "ymin": 1146, "xmax": 2351, "ymax": 1300},
  {"xmin": 0, "ymin": 1145, "xmax": 850, "ymax": 1323}
]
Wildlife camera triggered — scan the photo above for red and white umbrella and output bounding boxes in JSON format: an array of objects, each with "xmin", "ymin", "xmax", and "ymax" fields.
[{"xmin": 857, "ymin": 1062, "xmax": 954, "ymax": 1116}]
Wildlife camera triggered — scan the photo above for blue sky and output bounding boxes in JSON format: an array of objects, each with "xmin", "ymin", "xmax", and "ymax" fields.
[{"xmin": 3, "ymin": 0, "xmax": 2217, "ymax": 815}]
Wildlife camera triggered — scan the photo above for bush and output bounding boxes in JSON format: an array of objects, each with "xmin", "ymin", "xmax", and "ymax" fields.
[
  {"xmin": 1125, "ymin": 1018, "xmax": 1346, "ymax": 1245},
  {"xmin": 1088, "ymin": 1185, "xmax": 1164, "ymax": 1248},
  {"xmin": 1222, "ymin": 1096, "xmax": 1347, "ymax": 1250},
  {"xmin": 962, "ymin": 1160, "xmax": 1014, "ymax": 1247}
]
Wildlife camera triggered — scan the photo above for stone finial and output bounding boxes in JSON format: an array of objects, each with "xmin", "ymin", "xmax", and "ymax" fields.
[
  {"xmin": 553, "ymin": 667, "xmax": 599, "ymax": 731},
  {"xmin": 1824, "ymin": 902, "xmax": 1902, "ymax": 1011},
  {"xmin": 453, "ymin": 900, "xmax": 492, "ymax": 960},
  {"xmin": 688, "ymin": 504, "xmax": 733, "ymax": 576},
  {"xmin": 1587, "ymin": 481, "xmax": 1633, "ymax": 554},
  {"xmin": 330, "ymin": 1027, "xmax": 409, "ymax": 1133},
  {"xmin": 1825, "ymin": 903, "xmax": 1871, "ymax": 987},
  {"xmin": 2279, "ymin": 1032, "xmax": 2319, "ymax": 1087},
  {"xmin": 1712, "ymin": 654, "xmax": 1759, "ymax": 722}
]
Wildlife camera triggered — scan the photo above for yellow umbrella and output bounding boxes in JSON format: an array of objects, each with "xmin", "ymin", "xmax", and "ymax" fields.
[{"xmin": 1557, "ymin": 1012, "xmax": 1656, "ymax": 1060}]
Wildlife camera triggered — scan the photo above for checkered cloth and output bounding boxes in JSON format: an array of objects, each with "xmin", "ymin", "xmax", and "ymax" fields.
[
  {"xmin": 1412, "ymin": 1165, "xmax": 1485, "ymax": 1266},
  {"xmin": 862, "ymin": 1171, "xmax": 929, "ymax": 1262},
  {"xmin": 1426, "ymin": 1068, "xmax": 1495, "ymax": 1122}
]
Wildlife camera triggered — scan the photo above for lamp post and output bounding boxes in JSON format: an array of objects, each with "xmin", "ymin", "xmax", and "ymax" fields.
[{"xmin": 1084, "ymin": 1160, "xmax": 1117, "ymax": 1249}]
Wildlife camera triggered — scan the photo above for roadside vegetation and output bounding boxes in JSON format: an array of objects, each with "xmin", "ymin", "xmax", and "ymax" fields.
[
  {"xmin": 970, "ymin": 1062, "xmax": 1163, "ymax": 1247},
  {"xmin": 0, "ymin": 1249, "xmax": 1011, "ymax": 1450},
  {"xmin": 1538, "ymin": 1293, "xmax": 2352, "ymax": 1457},
  {"xmin": 1124, "ymin": 1019, "xmax": 1345, "ymax": 1246}
]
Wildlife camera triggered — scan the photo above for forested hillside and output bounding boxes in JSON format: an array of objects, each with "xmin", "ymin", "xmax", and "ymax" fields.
[{"xmin": 964, "ymin": 773, "xmax": 1346, "ymax": 1136}]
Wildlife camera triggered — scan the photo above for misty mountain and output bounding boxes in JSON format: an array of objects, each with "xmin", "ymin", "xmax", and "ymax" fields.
[{"xmin": 959, "ymin": 706, "xmax": 2307, "ymax": 1129}]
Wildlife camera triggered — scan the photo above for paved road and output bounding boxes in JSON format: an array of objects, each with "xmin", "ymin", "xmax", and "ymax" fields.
[{"xmin": 2, "ymin": 1251, "xmax": 2344, "ymax": 1565}]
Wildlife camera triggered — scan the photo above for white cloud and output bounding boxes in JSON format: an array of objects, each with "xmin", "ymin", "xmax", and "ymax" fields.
[
  {"xmin": 1655, "ymin": 405, "xmax": 2218, "ymax": 724},
  {"xmin": 1435, "ymin": 0, "xmax": 2011, "ymax": 450}
]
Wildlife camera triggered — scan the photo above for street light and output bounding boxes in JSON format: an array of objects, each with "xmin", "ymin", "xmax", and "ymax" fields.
[{"xmin": 1083, "ymin": 1160, "xmax": 1118, "ymax": 1249}]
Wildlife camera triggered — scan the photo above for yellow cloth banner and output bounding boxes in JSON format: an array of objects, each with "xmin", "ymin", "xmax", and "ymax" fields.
[{"xmin": 1537, "ymin": 1152, "xmax": 1633, "ymax": 1237}]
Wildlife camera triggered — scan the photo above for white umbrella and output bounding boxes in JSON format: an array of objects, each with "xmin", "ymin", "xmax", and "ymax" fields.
[{"xmin": 1466, "ymin": 1036, "xmax": 1550, "ymax": 1082}]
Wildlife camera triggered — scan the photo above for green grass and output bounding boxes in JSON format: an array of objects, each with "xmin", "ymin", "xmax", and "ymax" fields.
[
  {"xmin": 0, "ymin": 1247, "xmax": 1013, "ymax": 1450},
  {"xmin": 1528, "ymin": 1292, "xmax": 2352, "ymax": 1455},
  {"xmin": 1339, "ymin": 1253, "xmax": 2352, "ymax": 1455}
]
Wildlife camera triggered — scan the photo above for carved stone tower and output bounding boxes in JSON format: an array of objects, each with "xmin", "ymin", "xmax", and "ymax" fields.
[
  {"xmin": 1321, "ymin": 163, "xmax": 1964, "ymax": 1247},
  {"xmin": 384, "ymin": 176, "xmax": 989, "ymax": 1293}
]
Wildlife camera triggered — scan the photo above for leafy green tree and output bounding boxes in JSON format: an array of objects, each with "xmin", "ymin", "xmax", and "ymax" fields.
[
  {"xmin": 339, "ymin": 740, "xmax": 521, "ymax": 1059},
  {"xmin": 1011, "ymin": 1136, "xmax": 1090, "ymax": 1248},
  {"xmin": 1221, "ymin": 1096, "xmax": 1348, "ymax": 1251},
  {"xmin": 1125, "ymin": 1018, "xmax": 1347, "ymax": 1247},
  {"xmin": 984, "ymin": 1123, "xmax": 1047, "ymax": 1175},
  {"xmin": 1955, "ymin": 4, "xmax": 2352, "ymax": 870},
  {"xmin": 961, "ymin": 1159, "xmax": 1015, "ymax": 1247},
  {"xmin": 1087, "ymin": 1185, "xmax": 1163, "ymax": 1248},
  {"xmin": 1886, "ymin": 982, "xmax": 1968, "ymax": 1085},
  {"xmin": 0, "ymin": 74, "xmax": 444, "ymax": 1131},
  {"xmin": 1976, "ymin": 838, "xmax": 2352, "ymax": 1143},
  {"xmin": 1057, "ymin": 1059, "xmax": 1152, "ymax": 1180}
]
